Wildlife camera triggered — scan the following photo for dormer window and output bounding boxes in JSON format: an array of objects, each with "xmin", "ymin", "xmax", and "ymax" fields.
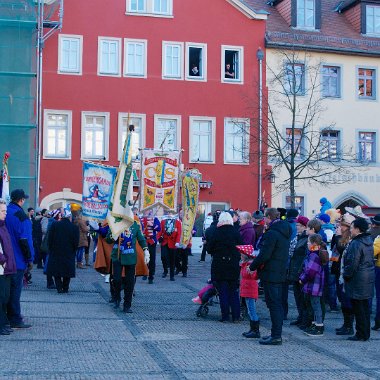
[
  {"xmin": 127, "ymin": 0, "xmax": 173, "ymax": 17},
  {"xmin": 366, "ymin": 5, "xmax": 380, "ymax": 36},
  {"xmin": 297, "ymin": 0, "xmax": 315, "ymax": 28}
]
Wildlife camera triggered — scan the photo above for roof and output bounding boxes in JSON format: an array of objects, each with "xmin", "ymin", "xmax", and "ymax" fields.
[
  {"xmin": 244, "ymin": 0, "xmax": 380, "ymax": 56},
  {"xmin": 226, "ymin": 0, "xmax": 269, "ymax": 20}
]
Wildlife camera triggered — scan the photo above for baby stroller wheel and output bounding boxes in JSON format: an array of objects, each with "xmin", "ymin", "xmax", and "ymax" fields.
[
  {"xmin": 202, "ymin": 306, "xmax": 209, "ymax": 316},
  {"xmin": 196, "ymin": 305, "xmax": 203, "ymax": 317}
]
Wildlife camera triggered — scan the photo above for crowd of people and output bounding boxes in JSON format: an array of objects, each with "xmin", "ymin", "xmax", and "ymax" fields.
[{"xmin": 0, "ymin": 190, "xmax": 379, "ymax": 348}]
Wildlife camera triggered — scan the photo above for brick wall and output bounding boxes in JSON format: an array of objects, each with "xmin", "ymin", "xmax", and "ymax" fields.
[
  {"xmin": 344, "ymin": 4, "xmax": 361, "ymax": 33},
  {"xmin": 277, "ymin": 0, "xmax": 292, "ymax": 26}
]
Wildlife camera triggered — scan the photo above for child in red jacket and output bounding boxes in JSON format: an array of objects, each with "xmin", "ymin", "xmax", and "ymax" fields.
[{"xmin": 238, "ymin": 246, "xmax": 260, "ymax": 338}]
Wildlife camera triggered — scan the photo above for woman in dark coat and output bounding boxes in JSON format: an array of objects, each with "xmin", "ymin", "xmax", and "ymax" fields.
[
  {"xmin": 209, "ymin": 212, "xmax": 243, "ymax": 322},
  {"xmin": 343, "ymin": 218, "xmax": 375, "ymax": 341},
  {"xmin": 47, "ymin": 210, "xmax": 79, "ymax": 293}
]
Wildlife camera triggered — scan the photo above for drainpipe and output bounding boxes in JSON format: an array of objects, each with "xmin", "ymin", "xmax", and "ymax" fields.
[{"xmin": 256, "ymin": 48, "xmax": 264, "ymax": 209}]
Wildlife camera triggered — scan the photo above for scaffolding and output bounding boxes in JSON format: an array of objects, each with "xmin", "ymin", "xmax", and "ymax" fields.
[{"xmin": 0, "ymin": 0, "xmax": 63, "ymax": 206}]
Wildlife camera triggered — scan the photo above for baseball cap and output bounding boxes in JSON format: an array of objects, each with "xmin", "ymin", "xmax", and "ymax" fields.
[{"xmin": 10, "ymin": 189, "xmax": 29, "ymax": 201}]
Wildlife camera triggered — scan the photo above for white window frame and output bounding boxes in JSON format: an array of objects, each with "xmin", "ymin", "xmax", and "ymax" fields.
[
  {"xmin": 154, "ymin": 114, "xmax": 181, "ymax": 151},
  {"xmin": 126, "ymin": 0, "xmax": 173, "ymax": 17},
  {"xmin": 43, "ymin": 109, "xmax": 72, "ymax": 160},
  {"xmin": 366, "ymin": 5, "xmax": 380, "ymax": 36},
  {"xmin": 81, "ymin": 111, "xmax": 110, "ymax": 161},
  {"xmin": 321, "ymin": 129, "xmax": 341, "ymax": 161},
  {"xmin": 284, "ymin": 62, "xmax": 306, "ymax": 96},
  {"xmin": 118, "ymin": 113, "xmax": 146, "ymax": 161},
  {"xmin": 189, "ymin": 116, "xmax": 216, "ymax": 164},
  {"xmin": 358, "ymin": 131, "xmax": 376, "ymax": 162},
  {"xmin": 224, "ymin": 117, "xmax": 249, "ymax": 164},
  {"xmin": 162, "ymin": 41, "xmax": 184, "ymax": 80},
  {"xmin": 321, "ymin": 65, "xmax": 341, "ymax": 98},
  {"xmin": 285, "ymin": 127, "xmax": 304, "ymax": 160},
  {"xmin": 221, "ymin": 45, "xmax": 244, "ymax": 84},
  {"xmin": 97, "ymin": 37, "xmax": 122, "ymax": 77},
  {"xmin": 124, "ymin": 38, "xmax": 148, "ymax": 78},
  {"xmin": 58, "ymin": 34, "xmax": 83, "ymax": 75},
  {"xmin": 185, "ymin": 42, "xmax": 207, "ymax": 82},
  {"xmin": 357, "ymin": 67, "xmax": 377, "ymax": 100},
  {"xmin": 296, "ymin": 0, "xmax": 315, "ymax": 29}
]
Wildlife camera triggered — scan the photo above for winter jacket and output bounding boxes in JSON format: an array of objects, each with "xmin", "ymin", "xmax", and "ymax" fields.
[
  {"xmin": 343, "ymin": 233, "xmax": 375, "ymax": 300},
  {"xmin": 287, "ymin": 218, "xmax": 297, "ymax": 240},
  {"xmin": 374, "ymin": 235, "xmax": 380, "ymax": 268},
  {"xmin": 209, "ymin": 224, "xmax": 242, "ymax": 282},
  {"xmin": 319, "ymin": 197, "xmax": 332, "ymax": 214},
  {"xmin": 5, "ymin": 202, "xmax": 34, "ymax": 270},
  {"xmin": 299, "ymin": 250, "xmax": 325, "ymax": 296},
  {"xmin": 239, "ymin": 221, "xmax": 256, "ymax": 246},
  {"xmin": 253, "ymin": 221, "xmax": 265, "ymax": 249},
  {"xmin": 47, "ymin": 218, "xmax": 80, "ymax": 278},
  {"xmin": 287, "ymin": 231, "xmax": 308, "ymax": 282},
  {"xmin": 240, "ymin": 261, "xmax": 258, "ymax": 299},
  {"xmin": 370, "ymin": 226, "xmax": 380, "ymax": 241},
  {"xmin": 249, "ymin": 219, "xmax": 292, "ymax": 283},
  {"xmin": 74, "ymin": 216, "xmax": 89, "ymax": 247},
  {"xmin": 158, "ymin": 218, "xmax": 181, "ymax": 249},
  {"xmin": 0, "ymin": 220, "xmax": 17, "ymax": 275},
  {"xmin": 204, "ymin": 221, "xmax": 217, "ymax": 252}
]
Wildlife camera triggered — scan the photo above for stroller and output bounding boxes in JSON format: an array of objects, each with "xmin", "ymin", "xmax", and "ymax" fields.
[{"xmin": 193, "ymin": 282, "xmax": 219, "ymax": 318}]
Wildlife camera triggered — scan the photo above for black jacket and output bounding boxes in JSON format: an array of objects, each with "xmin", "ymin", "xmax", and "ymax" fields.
[
  {"xmin": 250, "ymin": 219, "xmax": 292, "ymax": 283},
  {"xmin": 287, "ymin": 231, "xmax": 308, "ymax": 282},
  {"xmin": 204, "ymin": 221, "xmax": 217, "ymax": 252},
  {"xmin": 209, "ymin": 224, "xmax": 242, "ymax": 282},
  {"xmin": 47, "ymin": 219, "xmax": 79, "ymax": 278},
  {"xmin": 343, "ymin": 233, "xmax": 375, "ymax": 300}
]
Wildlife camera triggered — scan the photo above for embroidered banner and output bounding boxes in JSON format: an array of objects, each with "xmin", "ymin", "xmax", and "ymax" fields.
[
  {"xmin": 82, "ymin": 162, "xmax": 117, "ymax": 220},
  {"xmin": 140, "ymin": 150, "xmax": 180, "ymax": 212},
  {"xmin": 180, "ymin": 169, "xmax": 201, "ymax": 247}
]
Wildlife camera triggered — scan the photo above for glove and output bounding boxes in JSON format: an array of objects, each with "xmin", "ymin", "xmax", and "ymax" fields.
[
  {"xmin": 144, "ymin": 249, "xmax": 150, "ymax": 265},
  {"xmin": 89, "ymin": 220, "xmax": 99, "ymax": 231},
  {"xmin": 175, "ymin": 242, "xmax": 180, "ymax": 248}
]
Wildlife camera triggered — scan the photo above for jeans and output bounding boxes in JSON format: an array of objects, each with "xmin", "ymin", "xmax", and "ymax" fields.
[
  {"xmin": 215, "ymin": 280, "xmax": 240, "ymax": 321},
  {"xmin": 112, "ymin": 261, "xmax": 136, "ymax": 308},
  {"xmin": 148, "ymin": 243, "xmax": 156, "ymax": 281},
  {"xmin": 310, "ymin": 295, "xmax": 323, "ymax": 324},
  {"xmin": 245, "ymin": 297, "xmax": 259, "ymax": 321},
  {"xmin": 263, "ymin": 281, "xmax": 284, "ymax": 339},
  {"xmin": 351, "ymin": 298, "xmax": 371, "ymax": 340},
  {"xmin": 76, "ymin": 246, "xmax": 85, "ymax": 264},
  {"xmin": 0, "ymin": 275, "xmax": 11, "ymax": 328},
  {"xmin": 375, "ymin": 267, "xmax": 380, "ymax": 320},
  {"xmin": 7, "ymin": 270, "xmax": 25, "ymax": 325}
]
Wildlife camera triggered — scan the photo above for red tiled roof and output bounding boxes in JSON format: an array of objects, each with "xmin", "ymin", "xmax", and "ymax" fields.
[{"xmin": 244, "ymin": 0, "xmax": 380, "ymax": 55}]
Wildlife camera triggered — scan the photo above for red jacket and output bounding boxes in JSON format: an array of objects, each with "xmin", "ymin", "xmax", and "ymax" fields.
[
  {"xmin": 240, "ymin": 261, "xmax": 258, "ymax": 299},
  {"xmin": 158, "ymin": 219, "xmax": 182, "ymax": 249}
]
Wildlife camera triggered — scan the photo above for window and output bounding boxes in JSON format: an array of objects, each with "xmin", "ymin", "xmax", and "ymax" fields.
[
  {"xmin": 366, "ymin": 5, "xmax": 380, "ymax": 35},
  {"xmin": 58, "ymin": 34, "xmax": 83, "ymax": 75},
  {"xmin": 285, "ymin": 195, "xmax": 305, "ymax": 215},
  {"xmin": 154, "ymin": 115, "xmax": 181, "ymax": 151},
  {"xmin": 222, "ymin": 46, "xmax": 244, "ymax": 83},
  {"xmin": 285, "ymin": 128, "xmax": 304, "ymax": 159},
  {"xmin": 118, "ymin": 113, "xmax": 145, "ymax": 160},
  {"xmin": 98, "ymin": 37, "xmax": 121, "ymax": 76},
  {"xmin": 297, "ymin": 0, "xmax": 315, "ymax": 28},
  {"xmin": 124, "ymin": 39, "xmax": 147, "ymax": 77},
  {"xmin": 189, "ymin": 117, "xmax": 215, "ymax": 163},
  {"xmin": 358, "ymin": 132, "xmax": 376, "ymax": 162},
  {"xmin": 162, "ymin": 42, "xmax": 183, "ymax": 79},
  {"xmin": 127, "ymin": 0, "xmax": 172, "ymax": 16},
  {"xmin": 224, "ymin": 118, "xmax": 249, "ymax": 163},
  {"xmin": 322, "ymin": 66, "xmax": 341, "ymax": 98},
  {"xmin": 81, "ymin": 112, "xmax": 110, "ymax": 160},
  {"xmin": 43, "ymin": 110, "xmax": 72, "ymax": 159},
  {"xmin": 186, "ymin": 43, "xmax": 207, "ymax": 81},
  {"xmin": 358, "ymin": 68, "xmax": 376, "ymax": 100},
  {"xmin": 321, "ymin": 130, "xmax": 340, "ymax": 160},
  {"xmin": 285, "ymin": 62, "xmax": 305, "ymax": 95}
]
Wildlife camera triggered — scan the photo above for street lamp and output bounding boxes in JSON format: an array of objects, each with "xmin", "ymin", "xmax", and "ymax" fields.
[{"xmin": 257, "ymin": 48, "xmax": 264, "ymax": 209}]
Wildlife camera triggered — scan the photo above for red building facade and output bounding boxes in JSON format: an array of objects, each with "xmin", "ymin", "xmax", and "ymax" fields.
[{"xmin": 39, "ymin": 0, "xmax": 271, "ymax": 214}]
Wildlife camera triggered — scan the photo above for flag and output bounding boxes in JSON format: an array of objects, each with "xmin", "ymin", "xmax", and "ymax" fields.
[{"xmin": 0, "ymin": 152, "xmax": 10, "ymax": 204}]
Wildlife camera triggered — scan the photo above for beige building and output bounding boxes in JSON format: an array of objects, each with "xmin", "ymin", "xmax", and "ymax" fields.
[{"xmin": 247, "ymin": 0, "xmax": 380, "ymax": 217}]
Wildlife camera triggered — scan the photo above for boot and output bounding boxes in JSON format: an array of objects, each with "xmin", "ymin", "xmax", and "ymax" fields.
[
  {"xmin": 242, "ymin": 320, "xmax": 254, "ymax": 337},
  {"xmin": 372, "ymin": 318, "xmax": 380, "ymax": 331},
  {"xmin": 336, "ymin": 310, "xmax": 354, "ymax": 335},
  {"xmin": 77, "ymin": 262, "xmax": 86, "ymax": 269},
  {"xmin": 85, "ymin": 253, "xmax": 90, "ymax": 266},
  {"xmin": 245, "ymin": 320, "xmax": 261, "ymax": 338}
]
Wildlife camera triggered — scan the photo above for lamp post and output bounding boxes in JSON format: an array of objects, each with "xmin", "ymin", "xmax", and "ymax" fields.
[{"xmin": 256, "ymin": 48, "xmax": 264, "ymax": 209}]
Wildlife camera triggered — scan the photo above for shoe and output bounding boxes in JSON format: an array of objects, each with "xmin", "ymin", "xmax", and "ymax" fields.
[
  {"xmin": 0, "ymin": 328, "xmax": 10, "ymax": 335},
  {"xmin": 162, "ymin": 272, "xmax": 168, "ymax": 278},
  {"xmin": 305, "ymin": 324, "xmax": 324, "ymax": 337},
  {"xmin": 142, "ymin": 276, "xmax": 147, "ymax": 280},
  {"xmin": 329, "ymin": 307, "xmax": 340, "ymax": 313},
  {"xmin": 259, "ymin": 336, "xmax": 282, "ymax": 345},
  {"xmin": 148, "ymin": 279, "xmax": 153, "ymax": 284},
  {"xmin": 219, "ymin": 319, "xmax": 229, "ymax": 323},
  {"xmin": 113, "ymin": 300, "xmax": 120, "ymax": 309},
  {"xmin": 175, "ymin": 269, "xmax": 180, "ymax": 275},
  {"xmin": 198, "ymin": 259, "xmax": 205, "ymax": 262},
  {"xmin": 57, "ymin": 289, "xmax": 64, "ymax": 294},
  {"xmin": 86, "ymin": 263, "xmax": 91, "ymax": 267},
  {"xmin": 123, "ymin": 306, "xmax": 133, "ymax": 313},
  {"xmin": 244, "ymin": 320, "xmax": 260, "ymax": 338},
  {"xmin": 2, "ymin": 326, "xmax": 13, "ymax": 333},
  {"xmin": 336, "ymin": 326, "xmax": 354, "ymax": 335},
  {"xmin": 10, "ymin": 322, "xmax": 32, "ymax": 329},
  {"xmin": 371, "ymin": 319, "xmax": 380, "ymax": 331},
  {"xmin": 77, "ymin": 263, "xmax": 86, "ymax": 269},
  {"xmin": 47, "ymin": 284, "xmax": 56, "ymax": 289},
  {"xmin": 62, "ymin": 289, "xmax": 69, "ymax": 294},
  {"xmin": 290, "ymin": 319, "xmax": 301, "ymax": 326},
  {"xmin": 347, "ymin": 335, "xmax": 367, "ymax": 341},
  {"xmin": 109, "ymin": 297, "xmax": 116, "ymax": 303},
  {"xmin": 104, "ymin": 274, "xmax": 110, "ymax": 283},
  {"xmin": 170, "ymin": 277, "xmax": 175, "ymax": 281},
  {"xmin": 182, "ymin": 273, "xmax": 187, "ymax": 278},
  {"xmin": 192, "ymin": 296, "xmax": 202, "ymax": 305}
]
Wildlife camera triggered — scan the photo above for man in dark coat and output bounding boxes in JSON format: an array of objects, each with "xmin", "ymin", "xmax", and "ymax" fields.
[
  {"xmin": 249, "ymin": 208, "xmax": 292, "ymax": 345},
  {"xmin": 47, "ymin": 210, "xmax": 79, "ymax": 293},
  {"xmin": 344, "ymin": 218, "xmax": 375, "ymax": 341}
]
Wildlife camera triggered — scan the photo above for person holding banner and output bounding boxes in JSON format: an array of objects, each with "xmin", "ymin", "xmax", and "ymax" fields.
[{"xmin": 106, "ymin": 221, "xmax": 149, "ymax": 313}]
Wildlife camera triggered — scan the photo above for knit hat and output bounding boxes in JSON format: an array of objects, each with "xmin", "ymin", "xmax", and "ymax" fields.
[
  {"xmin": 252, "ymin": 210, "xmax": 264, "ymax": 220},
  {"xmin": 277, "ymin": 208, "xmax": 287, "ymax": 219},
  {"xmin": 320, "ymin": 197, "xmax": 328, "ymax": 205},
  {"xmin": 371, "ymin": 214, "xmax": 380, "ymax": 225},
  {"xmin": 236, "ymin": 245, "xmax": 255, "ymax": 258},
  {"xmin": 286, "ymin": 208, "xmax": 299, "ymax": 219},
  {"xmin": 296, "ymin": 216, "xmax": 309, "ymax": 227},
  {"xmin": 318, "ymin": 214, "xmax": 331, "ymax": 224},
  {"xmin": 340, "ymin": 213, "xmax": 356, "ymax": 227}
]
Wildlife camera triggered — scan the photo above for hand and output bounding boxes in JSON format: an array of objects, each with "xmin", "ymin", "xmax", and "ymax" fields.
[
  {"xmin": 144, "ymin": 249, "xmax": 150, "ymax": 265},
  {"xmin": 175, "ymin": 242, "xmax": 180, "ymax": 248},
  {"xmin": 299, "ymin": 280, "xmax": 302, "ymax": 285},
  {"xmin": 89, "ymin": 221, "xmax": 99, "ymax": 231},
  {"xmin": 28, "ymin": 262, "xmax": 33, "ymax": 271}
]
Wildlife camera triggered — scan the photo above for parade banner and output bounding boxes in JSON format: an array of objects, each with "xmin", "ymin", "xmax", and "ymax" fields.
[
  {"xmin": 180, "ymin": 169, "xmax": 201, "ymax": 247},
  {"xmin": 0, "ymin": 152, "xmax": 10, "ymax": 204},
  {"xmin": 107, "ymin": 125, "xmax": 135, "ymax": 239},
  {"xmin": 140, "ymin": 149, "xmax": 180, "ymax": 212},
  {"xmin": 82, "ymin": 162, "xmax": 117, "ymax": 220}
]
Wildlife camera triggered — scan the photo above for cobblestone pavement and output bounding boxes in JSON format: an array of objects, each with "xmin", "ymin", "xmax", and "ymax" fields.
[{"xmin": 1, "ymin": 249, "xmax": 380, "ymax": 379}]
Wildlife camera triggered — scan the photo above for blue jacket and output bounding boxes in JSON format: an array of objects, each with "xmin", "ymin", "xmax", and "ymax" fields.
[{"xmin": 6, "ymin": 202, "xmax": 35, "ymax": 270}]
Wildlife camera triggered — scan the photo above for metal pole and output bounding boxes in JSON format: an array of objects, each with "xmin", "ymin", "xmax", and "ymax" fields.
[{"xmin": 257, "ymin": 48, "xmax": 264, "ymax": 209}]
